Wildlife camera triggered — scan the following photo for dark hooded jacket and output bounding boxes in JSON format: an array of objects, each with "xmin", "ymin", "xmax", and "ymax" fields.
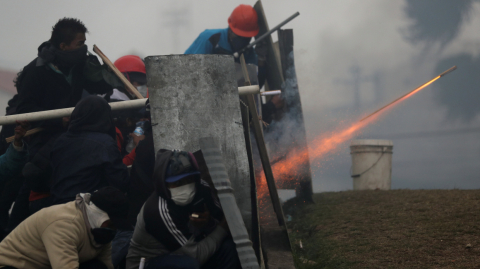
[
  {"xmin": 143, "ymin": 149, "xmax": 224, "ymax": 250},
  {"xmin": 126, "ymin": 149, "xmax": 226, "ymax": 268},
  {"xmin": 5, "ymin": 41, "xmax": 120, "ymax": 157},
  {"xmin": 50, "ymin": 96, "xmax": 129, "ymax": 204}
]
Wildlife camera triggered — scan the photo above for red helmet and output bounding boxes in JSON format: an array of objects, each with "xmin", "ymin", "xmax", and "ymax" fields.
[
  {"xmin": 114, "ymin": 55, "xmax": 146, "ymax": 74},
  {"xmin": 228, "ymin": 4, "xmax": 259, "ymax": 38}
]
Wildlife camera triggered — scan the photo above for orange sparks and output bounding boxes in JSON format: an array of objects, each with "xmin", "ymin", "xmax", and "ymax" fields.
[
  {"xmin": 256, "ymin": 114, "xmax": 380, "ymax": 204},
  {"xmin": 257, "ymin": 66, "xmax": 457, "ymax": 202}
]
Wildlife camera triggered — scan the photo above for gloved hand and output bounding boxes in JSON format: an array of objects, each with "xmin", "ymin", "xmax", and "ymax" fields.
[
  {"xmin": 255, "ymin": 40, "xmax": 268, "ymax": 63},
  {"xmin": 14, "ymin": 121, "xmax": 29, "ymax": 147},
  {"xmin": 270, "ymin": 94, "xmax": 284, "ymax": 109}
]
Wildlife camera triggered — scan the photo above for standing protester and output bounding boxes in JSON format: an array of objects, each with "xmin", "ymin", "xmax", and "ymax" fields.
[
  {"xmin": 184, "ymin": 4, "xmax": 283, "ymax": 124},
  {"xmin": 50, "ymin": 96, "xmax": 129, "ymax": 205},
  {"xmin": 9, "ymin": 17, "xmax": 120, "ymax": 157},
  {"xmin": 2, "ymin": 18, "xmax": 122, "ymax": 234},
  {"xmin": 126, "ymin": 150, "xmax": 241, "ymax": 269},
  {"xmin": 0, "ymin": 187, "xmax": 128, "ymax": 269},
  {"xmin": 185, "ymin": 4, "xmax": 262, "ymax": 67}
]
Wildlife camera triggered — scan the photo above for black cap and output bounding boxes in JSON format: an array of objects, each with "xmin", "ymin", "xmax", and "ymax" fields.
[
  {"xmin": 90, "ymin": 187, "xmax": 129, "ymax": 229},
  {"xmin": 165, "ymin": 151, "xmax": 199, "ymax": 180}
]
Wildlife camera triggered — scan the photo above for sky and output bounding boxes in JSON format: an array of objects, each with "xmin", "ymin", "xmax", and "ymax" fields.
[{"xmin": 1, "ymin": 0, "xmax": 480, "ymax": 194}]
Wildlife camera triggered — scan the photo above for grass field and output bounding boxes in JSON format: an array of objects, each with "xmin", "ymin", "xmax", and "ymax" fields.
[{"xmin": 284, "ymin": 190, "xmax": 480, "ymax": 268}]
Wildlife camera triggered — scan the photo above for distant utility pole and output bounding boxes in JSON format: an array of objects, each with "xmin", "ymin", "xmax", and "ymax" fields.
[
  {"xmin": 350, "ymin": 65, "xmax": 361, "ymax": 113},
  {"xmin": 335, "ymin": 65, "xmax": 383, "ymax": 113},
  {"xmin": 162, "ymin": 2, "xmax": 192, "ymax": 53},
  {"xmin": 371, "ymin": 71, "xmax": 383, "ymax": 104}
]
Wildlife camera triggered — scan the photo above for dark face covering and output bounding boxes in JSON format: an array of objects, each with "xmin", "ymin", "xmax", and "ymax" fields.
[
  {"xmin": 69, "ymin": 96, "xmax": 116, "ymax": 139},
  {"xmin": 55, "ymin": 45, "xmax": 88, "ymax": 68},
  {"xmin": 228, "ymin": 30, "xmax": 252, "ymax": 53},
  {"xmin": 91, "ymin": 228, "xmax": 116, "ymax": 244},
  {"xmin": 38, "ymin": 41, "xmax": 88, "ymax": 69}
]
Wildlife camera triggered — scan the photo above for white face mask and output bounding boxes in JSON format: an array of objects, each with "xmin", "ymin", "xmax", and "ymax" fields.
[
  {"xmin": 169, "ymin": 183, "xmax": 196, "ymax": 206},
  {"xmin": 136, "ymin": 85, "xmax": 148, "ymax": 97}
]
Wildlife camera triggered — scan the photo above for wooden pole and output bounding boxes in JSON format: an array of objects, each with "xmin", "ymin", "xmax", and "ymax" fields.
[
  {"xmin": 93, "ymin": 45, "xmax": 145, "ymax": 99},
  {"xmin": 5, "ymin": 127, "xmax": 44, "ymax": 143},
  {"xmin": 240, "ymin": 54, "xmax": 285, "ymax": 226}
]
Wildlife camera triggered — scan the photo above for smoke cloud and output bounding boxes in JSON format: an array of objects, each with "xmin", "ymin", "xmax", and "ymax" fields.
[
  {"xmin": 434, "ymin": 54, "xmax": 480, "ymax": 121},
  {"xmin": 265, "ymin": 51, "xmax": 306, "ymax": 162},
  {"xmin": 403, "ymin": 0, "xmax": 476, "ymax": 47},
  {"xmin": 403, "ymin": 0, "xmax": 480, "ymax": 121}
]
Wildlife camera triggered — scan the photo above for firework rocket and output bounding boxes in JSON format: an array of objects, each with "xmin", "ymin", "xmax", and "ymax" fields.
[{"xmin": 360, "ymin": 66, "xmax": 457, "ymax": 122}]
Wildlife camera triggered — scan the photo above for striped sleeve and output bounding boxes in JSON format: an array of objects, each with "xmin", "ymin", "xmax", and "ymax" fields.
[
  {"xmin": 143, "ymin": 195, "xmax": 192, "ymax": 252},
  {"xmin": 158, "ymin": 197, "xmax": 188, "ymax": 246}
]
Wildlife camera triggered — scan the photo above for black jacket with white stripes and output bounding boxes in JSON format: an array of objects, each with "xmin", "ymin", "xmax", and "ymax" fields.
[
  {"xmin": 125, "ymin": 149, "xmax": 226, "ymax": 269},
  {"xmin": 142, "ymin": 178, "xmax": 223, "ymax": 251}
]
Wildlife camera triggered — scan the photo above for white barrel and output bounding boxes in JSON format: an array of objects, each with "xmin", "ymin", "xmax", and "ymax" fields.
[{"xmin": 350, "ymin": 139, "xmax": 393, "ymax": 190}]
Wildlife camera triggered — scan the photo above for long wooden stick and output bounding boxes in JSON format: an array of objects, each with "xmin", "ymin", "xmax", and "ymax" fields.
[
  {"xmin": 240, "ymin": 54, "xmax": 285, "ymax": 226},
  {"xmin": 5, "ymin": 127, "xmax": 44, "ymax": 143},
  {"xmin": 93, "ymin": 45, "xmax": 145, "ymax": 99}
]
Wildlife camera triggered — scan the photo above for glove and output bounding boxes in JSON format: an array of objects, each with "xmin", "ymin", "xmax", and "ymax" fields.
[
  {"xmin": 255, "ymin": 41, "xmax": 268, "ymax": 62},
  {"xmin": 83, "ymin": 55, "xmax": 123, "ymax": 88}
]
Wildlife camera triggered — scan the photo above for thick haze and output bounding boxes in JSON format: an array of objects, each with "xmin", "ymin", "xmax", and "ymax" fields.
[{"xmin": 1, "ymin": 1, "xmax": 479, "ymax": 194}]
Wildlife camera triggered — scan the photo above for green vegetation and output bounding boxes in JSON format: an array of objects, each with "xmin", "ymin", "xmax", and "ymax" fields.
[{"xmin": 284, "ymin": 190, "xmax": 480, "ymax": 268}]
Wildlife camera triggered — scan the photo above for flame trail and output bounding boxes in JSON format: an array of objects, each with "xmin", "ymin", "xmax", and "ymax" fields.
[
  {"xmin": 361, "ymin": 66, "xmax": 456, "ymax": 121},
  {"xmin": 257, "ymin": 66, "xmax": 457, "ymax": 201}
]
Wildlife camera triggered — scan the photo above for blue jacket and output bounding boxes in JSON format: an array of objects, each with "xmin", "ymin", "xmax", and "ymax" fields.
[
  {"xmin": 0, "ymin": 143, "xmax": 28, "ymax": 181},
  {"xmin": 185, "ymin": 28, "xmax": 258, "ymax": 65},
  {"xmin": 50, "ymin": 131, "xmax": 129, "ymax": 204}
]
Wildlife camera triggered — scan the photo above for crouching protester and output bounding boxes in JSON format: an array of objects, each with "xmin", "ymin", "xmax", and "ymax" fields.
[
  {"xmin": 126, "ymin": 150, "xmax": 241, "ymax": 269},
  {"xmin": 0, "ymin": 186, "xmax": 128, "ymax": 269}
]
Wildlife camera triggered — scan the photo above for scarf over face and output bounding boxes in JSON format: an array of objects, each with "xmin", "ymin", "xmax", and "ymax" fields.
[
  {"xmin": 75, "ymin": 193, "xmax": 108, "ymax": 249},
  {"xmin": 37, "ymin": 41, "xmax": 88, "ymax": 69}
]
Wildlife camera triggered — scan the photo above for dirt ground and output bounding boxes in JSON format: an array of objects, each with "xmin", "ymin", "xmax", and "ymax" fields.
[{"xmin": 283, "ymin": 190, "xmax": 480, "ymax": 269}]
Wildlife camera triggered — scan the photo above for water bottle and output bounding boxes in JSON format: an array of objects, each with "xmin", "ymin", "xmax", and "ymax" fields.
[
  {"xmin": 133, "ymin": 122, "xmax": 145, "ymax": 136},
  {"xmin": 126, "ymin": 121, "xmax": 146, "ymax": 152}
]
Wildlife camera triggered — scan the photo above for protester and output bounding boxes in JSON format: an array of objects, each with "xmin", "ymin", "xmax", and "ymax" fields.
[
  {"xmin": 109, "ymin": 55, "xmax": 148, "ymax": 166},
  {"xmin": 0, "ymin": 187, "xmax": 128, "ymax": 269},
  {"xmin": 184, "ymin": 4, "xmax": 282, "ymax": 124},
  {"xmin": 10, "ymin": 17, "xmax": 121, "ymax": 157},
  {"xmin": 0, "ymin": 121, "xmax": 28, "ymax": 180},
  {"xmin": 50, "ymin": 96, "xmax": 129, "ymax": 205},
  {"xmin": 126, "ymin": 150, "xmax": 241, "ymax": 269},
  {"xmin": 185, "ymin": 4, "xmax": 262, "ymax": 66},
  {"xmin": 3, "ymin": 17, "xmax": 122, "ymax": 234},
  {"xmin": 112, "ymin": 55, "xmax": 148, "ymax": 99}
]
